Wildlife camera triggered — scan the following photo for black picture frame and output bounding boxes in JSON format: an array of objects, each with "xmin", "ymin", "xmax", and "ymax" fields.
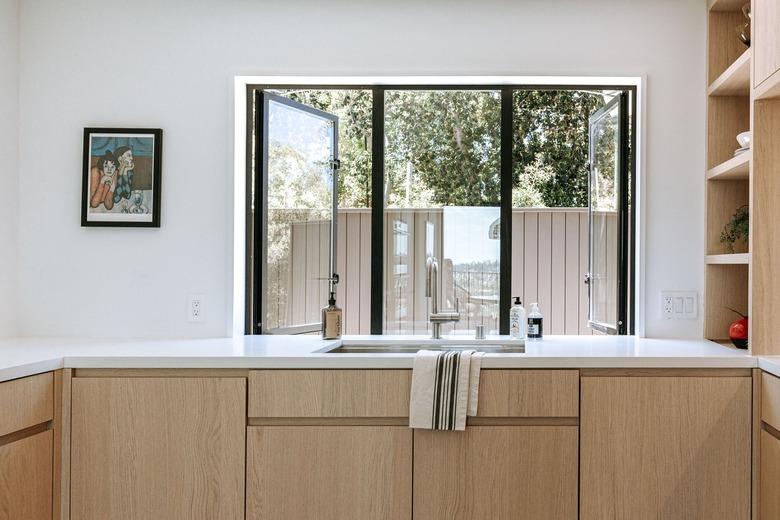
[{"xmin": 81, "ymin": 127, "xmax": 163, "ymax": 227}]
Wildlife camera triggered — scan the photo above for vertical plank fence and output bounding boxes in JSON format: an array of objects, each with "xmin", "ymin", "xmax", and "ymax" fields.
[{"xmin": 278, "ymin": 208, "xmax": 616, "ymax": 335}]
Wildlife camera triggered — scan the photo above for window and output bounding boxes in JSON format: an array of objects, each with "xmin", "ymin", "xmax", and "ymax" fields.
[
  {"xmin": 246, "ymin": 82, "xmax": 635, "ymax": 336},
  {"xmin": 383, "ymin": 89, "xmax": 501, "ymax": 335}
]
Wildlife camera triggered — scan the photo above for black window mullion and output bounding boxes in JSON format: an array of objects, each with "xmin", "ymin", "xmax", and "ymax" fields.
[
  {"xmin": 617, "ymin": 91, "xmax": 631, "ymax": 335},
  {"xmin": 370, "ymin": 88, "xmax": 385, "ymax": 334},
  {"xmin": 499, "ymin": 88, "xmax": 514, "ymax": 335}
]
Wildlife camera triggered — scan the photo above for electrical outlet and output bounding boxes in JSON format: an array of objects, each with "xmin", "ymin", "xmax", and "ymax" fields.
[
  {"xmin": 661, "ymin": 291, "xmax": 698, "ymax": 320},
  {"xmin": 188, "ymin": 294, "xmax": 204, "ymax": 323}
]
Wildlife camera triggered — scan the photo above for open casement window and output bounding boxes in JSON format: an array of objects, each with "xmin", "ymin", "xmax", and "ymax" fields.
[
  {"xmin": 587, "ymin": 93, "xmax": 630, "ymax": 335},
  {"xmin": 254, "ymin": 92, "xmax": 339, "ymax": 334}
]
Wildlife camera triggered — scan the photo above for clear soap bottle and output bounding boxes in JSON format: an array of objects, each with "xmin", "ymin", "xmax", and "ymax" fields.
[
  {"xmin": 321, "ymin": 292, "xmax": 342, "ymax": 340},
  {"xmin": 509, "ymin": 297, "xmax": 526, "ymax": 339}
]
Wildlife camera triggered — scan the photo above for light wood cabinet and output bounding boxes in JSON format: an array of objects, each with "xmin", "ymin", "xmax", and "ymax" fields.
[
  {"xmin": 249, "ymin": 369, "xmax": 411, "ymax": 418},
  {"xmin": 580, "ymin": 375, "xmax": 751, "ymax": 520},
  {"xmin": 0, "ymin": 372, "xmax": 53, "ymax": 437},
  {"xmin": 414, "ymin": 426, "xmax": 578, "ymax": 519},
  {"xmin": 0, "ymin": 430, "xmax": 53, "ymax": 520},
  {"xmin": 755, "ymin": 0, "xmax": 780, "ymax": 87},
  {"xmin": 70, "ymin": 377, "xmax": 246, "ymax": 520},
  {"xmin": 762, "ymin": 371, "xmax": 780, "ymax": 430},
  {"xmin": 760, "ymin": 429, "xmax": 780, "ymax": 519},
  {"xmin": 247, "ymin": 426, "xmax": 412, "ymax": 520}
]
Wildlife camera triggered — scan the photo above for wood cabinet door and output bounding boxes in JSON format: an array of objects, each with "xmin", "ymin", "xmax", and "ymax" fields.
[
  {"xmin": 70, "ymin": 377, "xmax": 246, "ymax": 520},
  {"xmin": 0, "ymin": 430, "xmax": 53, "ymax": 520},
  {"xmin": 761, "ymin": 429, "xmax": 780, "ymax": 519},
  {"xmin": 580, "ymin": 376, "xmax": 751, "ymax": 520},
  {"xmin": 755, "ymin": 0, "xmax": 780, "ymax": 86},
  {"xmin": 413, "ymin": 426, "xmax": 578, "ymax": 520},
  {"xmin": 247, "ymin": 426, "xmax": 412, "ymax": 520}
]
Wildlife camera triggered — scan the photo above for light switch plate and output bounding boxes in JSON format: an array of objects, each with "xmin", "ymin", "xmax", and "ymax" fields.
[{"xmin": 661, "ymin": 291, "xmax": 698, "ymax": 320}]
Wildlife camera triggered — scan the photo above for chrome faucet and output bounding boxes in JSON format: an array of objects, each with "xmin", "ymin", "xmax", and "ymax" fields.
[{"xmin": 426, "ymin": 256, "xmax": 460, "ymax": 339}]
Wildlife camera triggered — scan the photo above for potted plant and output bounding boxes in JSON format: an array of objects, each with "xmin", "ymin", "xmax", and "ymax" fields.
[{"xmin": 720, "ymin": 205, "xmax": 749, "ymax": 253}]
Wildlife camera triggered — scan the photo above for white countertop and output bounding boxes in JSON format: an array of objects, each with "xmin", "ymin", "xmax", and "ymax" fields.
[
  {"xmin": 759, "ymin": 357, "xmax": 780, "ymax": 379},
  {"xmin": 0, "ymin": 334, "xmax": 765, "ymax": 382}
]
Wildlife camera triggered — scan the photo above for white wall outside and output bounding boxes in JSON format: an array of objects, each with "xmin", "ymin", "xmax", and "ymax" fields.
[{"xmin": 17, "ymin": 0, "xmax": 706, "ymax": 339}]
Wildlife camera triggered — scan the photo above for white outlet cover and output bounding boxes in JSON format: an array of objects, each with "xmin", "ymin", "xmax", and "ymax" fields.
[
  {"xmin": 660, "ymin": 291, "xmax": 698, "ymax": 320},
  {"xmin": 188, "ymin": 294, "xmax": 204, "ymax": 323}
]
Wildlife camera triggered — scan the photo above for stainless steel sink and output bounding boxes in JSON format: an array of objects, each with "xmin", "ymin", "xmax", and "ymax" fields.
[{"xmin": 321, "ymin": 343, "xmax": 525, "ymax": 354}]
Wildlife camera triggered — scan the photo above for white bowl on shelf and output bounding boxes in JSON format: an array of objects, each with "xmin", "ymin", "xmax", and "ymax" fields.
[{"xmin": 736, "ymin": 131, "xmax": 752, "ymax": 149}]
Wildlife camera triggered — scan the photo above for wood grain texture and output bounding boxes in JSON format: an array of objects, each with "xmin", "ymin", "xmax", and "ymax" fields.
[
  {"xmin": 760, "ymin": 428, "xmax": 780, "ymax": 519},
  {"xmin": 247, "ymin": 426, "xmax": 411, "ymax": 520},
  {"xmin": 52, "ymin": 370, "xmax": 69, "ymax": 520},
  {"xmin": 52, "ymin": 371, "xmax": 63, "ymax": 519},
  {"xmin": 73, "ymin": 368, "xmax": 249, "ymax": 377},
  {"xmin": 762, "ymin": 371, "xmax": 780, "ymax": 430},
  {"xmin": 750, "ymin": 99, "xmax": 780, "ymax": 354},
  {"xmin": 708, "ymin": 11, "xmax": 750, "ymax": 84},
  {"xmin": 754, "ymin": 0, "xmax": 780, "ymax": 87},
  {"xmin": 707, "ymin": 97, "xmax": 750, "ymax": 169},
  {"xmin": 753, "ymin": 369, "xmax": 762, "ymax": 520},
  {"xmin": 414, "ymin": 426, "xmax": 578, "ymax": 520},
  {"xmin": 249, "ymin": 369, "xmax": 411, "ymax": 418},
  {"xmin": 70, "ymin": 377, "xmax": 245, "ymax": 520},
  {"xmin": 477, "ymin": 369, "xmax": 579, "ymax": 417},
  {"xmin": 580, "ymin": 376, "xmax": 751, "ymax": 520},
  {"xmin": 0, "ymin": 372, "xmax": 53, "ymax": 438},
  {"xmin": 581, "ymin": 367, "xmax": 751, "ymax": 377},
  {"xmin": 706, "ymin": 178, "xmax": 750, "ymax": 255},
  {"xmin": 709, "ymin": 48, "xmax": 751, "ymax": 96},
  {"xmin": 0, "ymin": 430, "xmax": 53, "ymax": 520},
  {"xmin": 705, "ymin": 264, "xmax": 749, "ymax": 341}
]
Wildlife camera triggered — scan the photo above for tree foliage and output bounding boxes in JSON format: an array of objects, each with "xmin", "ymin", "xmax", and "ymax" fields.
[
  {"xmin": 279, "ymin": 88, "xmax": 608, "ymax": 209},
  {"xmin": 512, "ymin": 90, "xmax": 606, "ymax": 207}
]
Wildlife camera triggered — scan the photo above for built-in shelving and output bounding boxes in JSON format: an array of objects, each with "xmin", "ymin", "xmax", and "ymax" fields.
[
  {"xmin": 754, "ymin": 70, "xmax": 780, "ymax": 100},
  {"xmin": 708, "ymin": 49, "xmax": 751, "ymax": 96},
  {"xmin": 706, "ymin": 152, "xmax": 751, "ymax": 180},
  {"xmin": 706, "ymin": 253, "xmax": 750, "ymax": 264},
  {"xmin": 704, "ymin": 0, "xmax": 752, "ymax": 348}
]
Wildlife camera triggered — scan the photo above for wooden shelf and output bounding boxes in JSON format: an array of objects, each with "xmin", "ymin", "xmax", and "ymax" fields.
[
  {"xmin": 708, "ymin": 49, "xmax": 751, "ymax": 96},
  {"xmin": 755, "ymin": 69, "xmax": 780, "ymax": 100},
  {"xmin": 708, "ymin": 338, "xmax": 746, "ymax": 350},
  {"xmin": 707, "ymin": 152, "xmax": 751, "ymax": 180},
  {"xmin": 706, "ymin": 253, "xmax": 750, "ymax": 264}
]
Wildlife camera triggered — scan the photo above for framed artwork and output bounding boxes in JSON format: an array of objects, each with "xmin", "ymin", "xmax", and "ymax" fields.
[{"xmin": 81, "ymin": 128, "xmax": 163, "ymax": 227}]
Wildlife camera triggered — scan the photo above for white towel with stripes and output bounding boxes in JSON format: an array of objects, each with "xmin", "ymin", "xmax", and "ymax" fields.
[{"xmin": 409, "ymin": 350, "xmax": 484, "ymax": 431}]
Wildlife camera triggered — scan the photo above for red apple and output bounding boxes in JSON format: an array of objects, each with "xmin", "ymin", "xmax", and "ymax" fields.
[{"xmin": 729, "ymin": 317, "xmax": 748, "ymax": 349}]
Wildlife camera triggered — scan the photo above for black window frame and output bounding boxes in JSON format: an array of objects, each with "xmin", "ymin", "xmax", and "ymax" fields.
[{"xmin": 246, "ymin": 82, "xmax": 637, "ymax": 336}]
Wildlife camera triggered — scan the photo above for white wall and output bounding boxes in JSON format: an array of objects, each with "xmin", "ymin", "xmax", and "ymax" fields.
[
  {"xmin": 0, "ymin": 0, "xmax": 19, "ymax": 337},
  {"xmin": 16, "ymin": 0, "xmax": 706, "ymax": 338}
]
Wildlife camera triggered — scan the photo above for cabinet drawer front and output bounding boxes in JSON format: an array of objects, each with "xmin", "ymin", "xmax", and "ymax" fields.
[
  {"xmin": 0, "ymin": 372, "xmax": 53, "ymax": 437},
  {"xmin": 477, "ymin": 369, "xmax": 579, "ymax": 417},
  {"xmin": 249, "ymin": 370, "xmax": 411, "ymax": 418},
  {"xmin": 0, "ymin": 430, "xmax": 53, "ymax": 520},
  {"xmin": 762, "ymin": 372, "xmax": 780, "ymax": 431},
  {"xmin": 247, "ymin": 426, "xmax": 412, "ymax": 520}
]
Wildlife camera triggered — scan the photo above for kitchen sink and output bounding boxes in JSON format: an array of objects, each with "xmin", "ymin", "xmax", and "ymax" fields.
[{"xmin": 320, "ymin": 343, "xmax": 525, "ymax": 354}]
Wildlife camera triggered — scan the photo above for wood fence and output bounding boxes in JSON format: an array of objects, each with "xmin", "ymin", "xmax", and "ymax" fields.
[{"xmin": 269, "ymin": 208, "xmax": 617, "ymax": 335}]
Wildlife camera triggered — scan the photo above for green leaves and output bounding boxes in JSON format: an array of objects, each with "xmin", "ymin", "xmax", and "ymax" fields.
[{"xmin": 280, "ymin": 88, "xmax": 607, "ymax": 209}]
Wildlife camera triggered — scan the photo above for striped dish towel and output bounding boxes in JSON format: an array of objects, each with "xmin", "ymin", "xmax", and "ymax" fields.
[{"xmin": 408, "ymin": 350, "xmax": 484, "ymax": 431}]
